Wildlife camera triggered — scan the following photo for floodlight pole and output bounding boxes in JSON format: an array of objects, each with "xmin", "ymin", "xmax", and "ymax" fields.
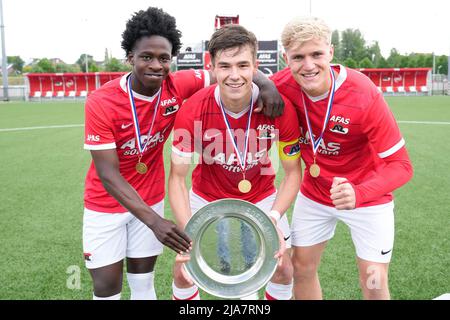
[
  {"xmin": 0, "ymin": 0, "xmax": 9, "ymax": 101},
  {"xmin": 432, "ymin": 52, "xmax": 435, "ymax": 96},
  {"xmin": 448, "ymin": 51, "xmax": 450, "ymax": 86}
]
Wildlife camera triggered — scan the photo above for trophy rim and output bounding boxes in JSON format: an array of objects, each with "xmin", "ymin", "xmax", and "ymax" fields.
[{"xmin": 184, "ymin": 198, "xmax": 279, "ymax": 299}]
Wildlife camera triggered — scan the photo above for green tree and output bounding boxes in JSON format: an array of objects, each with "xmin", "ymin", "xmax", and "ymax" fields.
[
  {"xmin": 424, "ymin": 54, "xmax": 433, "ymax": 68},
  {"xmin": 29, "ymin": 58, "xmax": 56, "ymax": 73},
  {"xmin": 367, "ymin": 41, "xmax": 383, "ymax": 67},
  {"xmin": 359, "ymin": 57, "xmax": 374, "ymax": 68},
  {"xmin": 331, "ymin": 30, "xmax": 343, "ymax": 63},
  {"xmin": 412, "ymin": 53, "xmax": 426, "ymax": 67},
  {"xmin": 436, "ymin": 55, "xmax": 448, "ymax": 75},
  {"xmin": 386, "ymin": 48, "xmax": 402, "ymax": 67},
  {"xmin": 7, "ymin": 56, "xmax": 25, "ymax": 73},
  {"xmin": 343, "ymin": 57, "xmax": 357, "ymax": 68},
  {"xmin": 76, "ymin": 54, "xmax": 98, "ymax": 72},
  {"xmin": 400, "ymin": 55, "xmax": 409, "ymax": 68},
  {"xmin": 55, "ymin": 62, "xmax": 80, "ymax": 73},
  {"xmin": 377, "ymin": 57, "xmax": 389, "ymax": 68},
  {"xmin": 341, "ymin": 29, "xmax": 367, "ymax": 62},
  {"xmin": 406, "ymin": 53, "xmax": 419, "ymax": 67},
  {"xmin": 103, "ymin": 57, "xmax": 130, "ymax": 72}
]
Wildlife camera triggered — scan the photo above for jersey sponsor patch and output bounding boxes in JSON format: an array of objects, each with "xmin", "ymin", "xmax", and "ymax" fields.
[
  {"xmin": 279, "ymin": 139, "xmax": 301, "ymax": 160},
  {"xmin": 256, "ymin": 124, "xmax": 276, "ymax": 140},
  {"xmin": 330, "ymin": 124, "xmax": 349, "ymax": 134},
  {"xmin": 86, "ymin": 134, "xmax": 100, "ymax": 142},
  {"xmin": 162, "ymin": 104, "xmax": 180, "ymax": 116}
]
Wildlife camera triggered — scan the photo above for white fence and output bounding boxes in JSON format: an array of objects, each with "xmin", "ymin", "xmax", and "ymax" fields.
[
  {"xmin": 0, "ymin": 85, "xmax": 27, "ymax": 101},
  {"xmin": 1, "ymin": 78, "xmax": 449, "ymax": 101}
]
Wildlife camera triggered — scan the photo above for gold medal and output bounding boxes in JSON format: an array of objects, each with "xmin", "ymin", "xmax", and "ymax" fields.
[
  {"xmin": 309, "ymin": 163, "xmax": 320, "ymax": 178},
  {"xmin": 127, "ymin": 75, "xmax": 162, "ymax": 177},
  {"xmin": 238, "ymin": 179, "xmax": 252, "ymax": 193},
  {"xmin": 301, "ymin": 67, "xmax": 336, "ymax": 181},
  {"xmin": 136, "ymin": 162, "xmax": 148, "ymax": 174}
]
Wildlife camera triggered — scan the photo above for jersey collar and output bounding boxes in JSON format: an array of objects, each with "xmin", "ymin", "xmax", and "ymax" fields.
[
  {"xmin": 120, "ymin": 72, "xmax": 160, "ymax": 102},
  {"xmin": 214, "ymin": 83, "xmax": 260, "ymax": 119},
  {"xmin": 306, "ymin": 64, "xmax": 347, "ymax": 102}
]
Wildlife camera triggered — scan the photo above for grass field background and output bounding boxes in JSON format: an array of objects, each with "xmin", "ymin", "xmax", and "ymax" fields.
[{"xmin": 0, "ymin": 96, "xmax": 449, "ymax": 300}]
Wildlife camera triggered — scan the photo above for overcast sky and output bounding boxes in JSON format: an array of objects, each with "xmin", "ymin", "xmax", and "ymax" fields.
[{"xmin": 3, "ymin": 0, "xmax": 450, "ymax": 64}]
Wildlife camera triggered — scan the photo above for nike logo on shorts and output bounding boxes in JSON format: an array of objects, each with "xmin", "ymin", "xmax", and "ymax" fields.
[
  {"xmin": 284, "ymin": 235, "xmax": 291, "ymax": 241},
  {"xmin": 381, "ymin": 249, "xmax": 392, "ymax": 255},
  {"xmin": 121, "ymin": 123, "xmax": 133, "ymax": 129}
]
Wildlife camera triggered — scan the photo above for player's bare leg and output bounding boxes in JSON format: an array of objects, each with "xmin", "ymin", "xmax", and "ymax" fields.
[
  {"xmin": 271, "ymin": 249, "xmax": 293, "ymax": 284},
  {"xmin": 127, "ymin": 256, "xmax": 157, "ymax": 273},
  {"xmin": 171, "ymin": 254, "xmax": 200, "ymax": 300},
  {"xmin": 172, "ymin": 258, "xmax": 194, "ymax": 289},
  {"xmin": 291, "ymin": 241, "xmax": 327, "ymax": 300},
  {"xmin": 357, "ymin": 258, "xmax": 390, "ymax": 300},
  {"xmin": 89, "ymin": 260, "xmax": 123, "ymax": 298}
]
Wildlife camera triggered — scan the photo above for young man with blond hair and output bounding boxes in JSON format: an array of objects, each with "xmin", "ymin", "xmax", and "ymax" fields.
[{"xmin": 271, "ymin": 16, "xmax": 413, "ymax": 299}]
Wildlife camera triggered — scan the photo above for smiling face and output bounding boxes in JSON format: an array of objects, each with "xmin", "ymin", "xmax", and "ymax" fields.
[
  {"xmin": 127, "ymin": 35, "xmax": 172, "ymax": 96},
  {"xmin": 212, "ymin": 45, "xmax": 258, "ymax": 112},
  {"xmin": 284, "ymin": 37, "xmax": 334, "ymax": 97}
]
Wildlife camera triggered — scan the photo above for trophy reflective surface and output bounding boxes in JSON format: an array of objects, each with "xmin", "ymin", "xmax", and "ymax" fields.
[{"xmin": 184, "ymin": 199, "xmax": 279, "ymax": 299}]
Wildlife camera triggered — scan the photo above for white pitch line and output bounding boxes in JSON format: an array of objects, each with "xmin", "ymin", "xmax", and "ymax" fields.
[
  {"xmin": 397, "ymin": 120, "xmax": 450, "ymax": 125},
  {"xmin": 1, "ymin": 120, "xmax": 449, "ymax": 133},
  {"xmin": 0, "ymin": 124, "xmax": 84, "ymax": 132}
]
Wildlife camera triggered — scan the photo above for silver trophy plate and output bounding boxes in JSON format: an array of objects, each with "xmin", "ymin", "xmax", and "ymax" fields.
[{"xmin": 183, "ymin": 199, "xmax": 279, "ymax": 299}]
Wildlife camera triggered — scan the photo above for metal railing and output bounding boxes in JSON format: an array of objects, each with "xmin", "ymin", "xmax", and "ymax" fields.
[{"xmin": 0, "ymin": 85, "xmax": 26, "ymax": 101}]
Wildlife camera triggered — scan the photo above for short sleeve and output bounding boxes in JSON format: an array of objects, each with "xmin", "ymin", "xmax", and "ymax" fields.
[
  {"xmin": 84, "ymin": 96, "xmax": 116, "ymax": 150},
  {"xmin": 172, "ymin": 99, "xmax": 196, "ymax": 157},
  {"xmin": 276, "ymin": 97, "xmax": 301, "ymax": 160},
  {"xmin": 171, "ymin": 69, "xmax": 210, "ymax": 100},
  {"xmin": 363, "ymin": 92, "xmax": 404, "ymax": 158}
]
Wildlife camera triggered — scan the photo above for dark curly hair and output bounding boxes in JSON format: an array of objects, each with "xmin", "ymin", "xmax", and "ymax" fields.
[{"xmin": 121, "ymin": 7, "xmax": 182, "ymax": 56}]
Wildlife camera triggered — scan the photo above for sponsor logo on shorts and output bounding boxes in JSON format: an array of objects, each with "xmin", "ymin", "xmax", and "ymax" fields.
[
  {"xmin": 381, "ymin": 249, "xmax": 392, "ymax": 255},
  {"xmin": 84, "ymin": 253, "xmax": 92, "ymax": 261}
]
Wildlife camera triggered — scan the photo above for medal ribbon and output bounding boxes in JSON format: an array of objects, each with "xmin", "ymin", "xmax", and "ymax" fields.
[
  {"xmin": 301, "ymin": 67, "xmax": 336, "ymax": 157},
  {"xmin": 127, "ymin": 74, "xmax": 162, "ymax": 158},
  {"xmin": 217, "ymin": 92, "xmax": 254, "ymax": 175}
]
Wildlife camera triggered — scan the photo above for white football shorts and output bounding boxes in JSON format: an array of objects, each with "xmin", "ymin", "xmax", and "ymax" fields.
[
  {"xmin": 291, "ymin": 192, "xmax": 395, "ymax": 263},
  {"xmin": 82, "ymin": 200, "xmax": 164, "ymax": 269}
]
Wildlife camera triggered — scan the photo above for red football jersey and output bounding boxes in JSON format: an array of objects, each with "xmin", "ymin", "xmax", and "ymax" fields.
[
  {"xmin": 84, "ymin": 70, "xmax": 209, "ymax": 212},
  {"xmin": 271, "ymin": 65, "xmax": 408, "ymax": 207},
  {"xmin": 172, "ymin": 84, "xmax": 301, "ymax": 203}
]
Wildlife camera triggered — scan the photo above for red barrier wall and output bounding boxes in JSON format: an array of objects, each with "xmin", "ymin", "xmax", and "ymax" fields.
[{"xmin": 25, "ymin": 72, "xmax": 127, "ymax": 98}]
